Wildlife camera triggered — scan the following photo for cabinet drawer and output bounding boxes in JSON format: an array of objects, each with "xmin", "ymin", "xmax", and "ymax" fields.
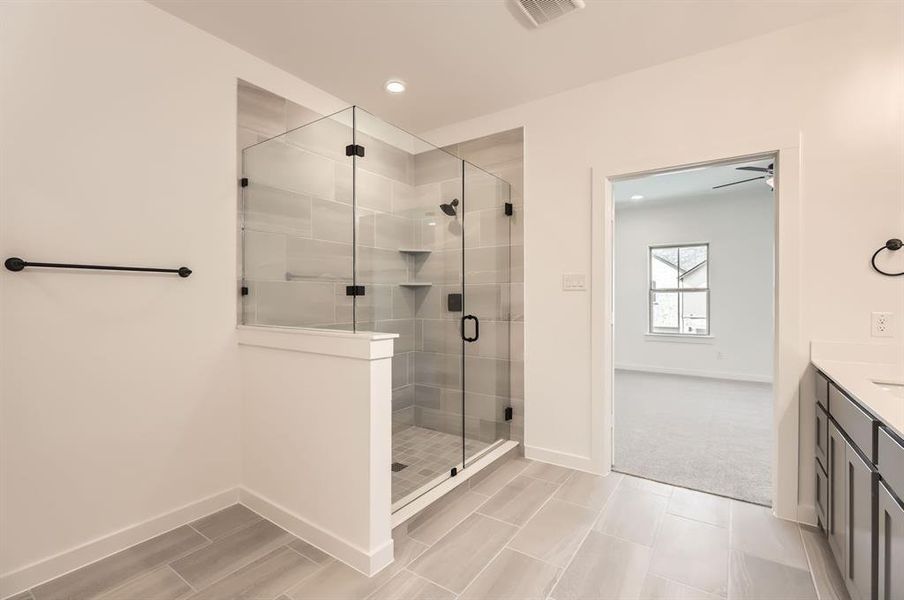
[
  {"xmin": 815, "ymin": 371, "xmax": 829, "ymax": 410},
  {"xmin": 879, "ymin": 426, "xmax": 904, "ymax": 498},
  {"xmin": 829, "ymin": 384, "xmax": 875, "ymax": 461},
  {"xmin": 816, "ymin": 403, "xmax": 828, "ymax": 470}
]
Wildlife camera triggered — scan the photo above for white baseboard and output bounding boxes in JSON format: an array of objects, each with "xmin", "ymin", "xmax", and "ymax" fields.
[
  {"xmin": 0, "ymin": 488, "xmax": 240, "ymax": 599},
  {"xmin": 238, "ymin": 487, "xmax": 392, "ymax": 577},
  {"xmin": 796, "ymin": 503, "xmax": 818, "ymax": 528},
  {"xmin": 614, "ymin": 364, "xmax": 773, "ymax": 384},
  {"xmin": 524, "ymin": 445, "xmax": 603, "ymax": 475}
]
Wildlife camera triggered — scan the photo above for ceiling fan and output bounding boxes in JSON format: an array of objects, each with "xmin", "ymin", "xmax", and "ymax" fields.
[{"xmin": 713, "ymin": 163, "xmax": 774, "ymax": 190}]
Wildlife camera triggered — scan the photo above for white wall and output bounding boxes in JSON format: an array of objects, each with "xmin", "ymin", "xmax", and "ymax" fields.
[
  {"xmin": 615, "ymin": 188, "xmax": 774, "ymax": 382},
  {"xmin": 422, "ymin": 4, "xmax": 904, "ymax": 499},
  {"xmin": 0, "ymin": 0, "xmax": 348, "ymax": 589}
]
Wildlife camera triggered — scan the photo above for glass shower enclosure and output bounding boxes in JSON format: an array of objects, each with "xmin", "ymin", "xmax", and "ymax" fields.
[{"xmin": 241, "ymin": 106, "xmax": 513, "ymax": 511}]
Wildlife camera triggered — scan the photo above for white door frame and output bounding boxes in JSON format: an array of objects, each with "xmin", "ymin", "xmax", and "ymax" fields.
[{"xmin": 590, "ymin": 130, "xmax": 803, "ymax": 521}]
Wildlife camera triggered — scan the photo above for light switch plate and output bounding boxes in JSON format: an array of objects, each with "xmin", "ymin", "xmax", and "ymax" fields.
[{"xmin": 562, "ymin": 273, "xmax": 587, "ymax": 291}]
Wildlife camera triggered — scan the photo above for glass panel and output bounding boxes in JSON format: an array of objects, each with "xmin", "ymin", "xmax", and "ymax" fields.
[
  {"xmin": 680, "ymin": 291, "xmax": 709, "ymax": 334},
  {"xmin": 352, "ymin": 108, "xmax": 465, "ymax": 511},
  {"xmin": 651, "ymin": 291, "xmax": 678, "ymax": 332},
  {"xmin": 463, "ymin": 161, "xmax": 512, "ymax": 467},
  {"xmin": 679, "ymin": 245, "xmax": 708, "ymax": 288},
  {"xmin": 650, "ymin": 247, "xmax": 678, "ymax": 289},
  {"xmin": 241, "ymin": 108, "xmax": 354, "ymax": 329}
]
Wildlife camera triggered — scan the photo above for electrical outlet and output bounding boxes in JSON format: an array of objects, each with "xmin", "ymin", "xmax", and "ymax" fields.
[{"xmin": 871, "ymin": 312, "xmax": 893, "ymax": 338}]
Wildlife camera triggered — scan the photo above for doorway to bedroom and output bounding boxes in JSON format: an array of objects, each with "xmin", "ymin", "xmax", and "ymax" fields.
[{"xmin": 612, "ymin": 157, "xmax": 775, "ymax": 505}]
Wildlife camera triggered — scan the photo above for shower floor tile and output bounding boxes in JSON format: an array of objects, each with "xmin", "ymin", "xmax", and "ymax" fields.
[{"xmin": 392, "ymin": 426, "xmax": 490, "ymax": 504}]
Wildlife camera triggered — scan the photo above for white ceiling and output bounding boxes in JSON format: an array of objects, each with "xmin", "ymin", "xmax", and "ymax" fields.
[
  {"xmin": 151, "ymin": 0, "xmax": 853, "ymax": 132},
  {"xmin": 614, "ymin": 158, "xmax": 774, "ymax": 206}
]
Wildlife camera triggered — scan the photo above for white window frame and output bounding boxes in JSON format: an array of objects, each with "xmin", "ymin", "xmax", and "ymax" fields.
[{"xmin": 648, "ymin": 243, "xmax": 710, "ymax": 336}]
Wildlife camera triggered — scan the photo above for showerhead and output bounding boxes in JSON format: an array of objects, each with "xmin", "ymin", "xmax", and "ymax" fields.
[{"xmin": 439, "ymin": 198, "xmax": 459, "ymax": 216}]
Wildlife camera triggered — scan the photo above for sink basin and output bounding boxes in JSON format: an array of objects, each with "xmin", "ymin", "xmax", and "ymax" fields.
[{"xmin": 873, "ymin": 381, "xmax": 904, "ymax": 399}]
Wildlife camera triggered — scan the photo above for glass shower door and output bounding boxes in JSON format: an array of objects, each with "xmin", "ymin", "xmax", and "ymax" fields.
[
  {"xmin": 351, "ymin": 108, "xmax": 466, "ymax": 509},
  {"xmin": 462, "ymin": 162, "xmax": 512, "ymax": 467}
]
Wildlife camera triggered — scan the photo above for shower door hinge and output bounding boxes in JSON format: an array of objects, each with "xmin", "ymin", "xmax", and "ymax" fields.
[
  {"xmin": 345, "ymin": 285, "xmax": 366, "ymax": 296},
  {"xmin": 504, "ymin": 202, "xmax": 513, "ymax": 216},
  {"xmin": 345, "ymin": 144, "xmax": 365, "ymax": 158},
  {"xmin": 451, "ymin": 467, "xmax": 458, "ymax": 477},
  {"xmin": 240, "ymin": 177, "xmax": 249, "ymax": 187},
  {"xmin": 240, "ymin": 285, "xmax": 249, "ymax": 296},
  {"xmin": 504, "ymin": 406, "xmax": 513, "ymax": 421}
]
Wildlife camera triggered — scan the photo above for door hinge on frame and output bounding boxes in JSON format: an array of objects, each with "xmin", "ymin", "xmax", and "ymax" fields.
[
  {"xmin": 345, "ymin": 144, "xmax": 365, "ymax": 157},
  {"xmin": 240, "ymin": 177, "xmax": 249, "ymax": 188},
  {"xmin": 346, "ymin": 285, "xmax": 366, "ymax": 296},
  {"xmin": 504, "ymin": 202, "xmax": 513, "ymax": 216},
  {"xmin": 240, "ymin": 285, "xmax": 249, "ymax": 296},
  {"xmin": 504, "ymin": 406, "xmax": 513, "ymax": 421}
]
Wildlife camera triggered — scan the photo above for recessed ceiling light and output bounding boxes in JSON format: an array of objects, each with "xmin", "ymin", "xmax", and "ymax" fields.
[
  {"xmin": 630, "ymin": 194, "xmax": 644, "ymax": 200},
  {"xmin": 385, "ymin": 80, "xmax": 406, "ymax": 94}
]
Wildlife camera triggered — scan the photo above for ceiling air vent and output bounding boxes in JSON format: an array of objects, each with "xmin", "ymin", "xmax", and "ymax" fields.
[{"xmin": 514, "ymin": 0, "xmax": 586, "ymax": 28}]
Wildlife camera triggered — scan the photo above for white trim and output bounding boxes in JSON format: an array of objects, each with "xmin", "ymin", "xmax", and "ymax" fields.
[
  {"xmin": 643, "ymin": 333, "xmax": 715, "ymax": 344},
  {"xmin": 236, "ymin": 325, "xmax": 397, "ymax": 360},
  {"xmin": 524, "ymin": 444, "xmax": 603, "ymax": 475},
  {"xmin": 614, "ymin": 364, "xmax": 773, "ymax": 383},
  {"xmin": 391, "ymin": 441, "xmax": 519, "ymax": 528},
  {"xmin": 238, "ymin": 487, "xmax": 392, "ymax": 577},
  {"xmin": 591, "ymin": 129, "xmax": 803, "ymax": 522},
  {"xmin": 0, "ymin": 488, "xmax": 240, "ymax": 599},
  {"xmin": 798, "ymin": 504, "xmax": 818, "ymax": 528}
]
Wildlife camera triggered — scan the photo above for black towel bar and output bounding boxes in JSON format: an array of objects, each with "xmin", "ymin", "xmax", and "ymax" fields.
[{"xmin": 4, "ymin": 257, "xmax": 192, "ymax": 278}]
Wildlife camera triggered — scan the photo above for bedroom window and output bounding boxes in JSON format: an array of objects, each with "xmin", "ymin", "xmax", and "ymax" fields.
[{"xmin": 649, "ymin": 244, "xmax": 709, "ymax": 335}]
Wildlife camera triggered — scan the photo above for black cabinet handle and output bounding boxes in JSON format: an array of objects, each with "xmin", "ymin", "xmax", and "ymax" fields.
[{"xmin": 462, "ymin": 314, "xmax": 479, "ymax": 342}]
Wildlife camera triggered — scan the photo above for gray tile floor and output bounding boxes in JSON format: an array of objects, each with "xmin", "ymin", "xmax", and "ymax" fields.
[
  {"xmin": 392, "ymin": 426, "xmax": 488, "ymax": 504},
  {"xmin": 614, "ymin": 371, "xmax": 773, "ymax": 505},
  {"xmin": 10, "ymin": 457, "xmax": 849, "ymax": 600}
]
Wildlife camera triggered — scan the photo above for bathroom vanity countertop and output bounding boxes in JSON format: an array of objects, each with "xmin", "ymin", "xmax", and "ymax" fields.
[{"xmin": 812, "ymin": 357, "xmax": 904, "ymax": 439}]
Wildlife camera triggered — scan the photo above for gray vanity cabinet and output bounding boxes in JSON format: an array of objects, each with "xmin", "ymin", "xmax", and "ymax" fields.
[
  {"xmin": 828, "ymin": 419, "xmax": 848, "ymax": 565},
  {"xmin": 877, "ymin": 481, "xmax": 903, "ymax": 600},
  {"xmin": 813, "ymin": 367, "xmax": 904, "ymax": 600},
  {"xmin": 844, "ymin": 440, "xmax": 876, "ymax": 600}
]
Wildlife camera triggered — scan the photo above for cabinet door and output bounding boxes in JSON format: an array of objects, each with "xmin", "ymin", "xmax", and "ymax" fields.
[
  {"xmin": 816, "ymin": 462, "xmax": 829, "ymax": 528},
  {"xmin": 828, "ymin": 421, "xmax": 847, "ymax": 566},
  {"xmin": 816, "ymin": 404, "xmax": 828, "ymax": 471},
  {"xmin": 878, "ymin": 481, "xmax": 903, "ymax": 600},
  {"xmin": 845, "ymin": 440, "xmax": 876, "ymax": 600}
]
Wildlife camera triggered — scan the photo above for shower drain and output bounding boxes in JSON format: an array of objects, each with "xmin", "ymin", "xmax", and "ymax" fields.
[{"xmin": 391, "ymin": 462, "xmax": 407, "ymax": 472}]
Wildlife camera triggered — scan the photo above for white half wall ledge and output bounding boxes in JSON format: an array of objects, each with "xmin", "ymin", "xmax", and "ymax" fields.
[
  {"xmin": 239, "ymin": 324, "xmax": 395, "ymax": 580},
  {"xmin": 236, "ymin": 325, "xmax": 398, "ymax": 360}
]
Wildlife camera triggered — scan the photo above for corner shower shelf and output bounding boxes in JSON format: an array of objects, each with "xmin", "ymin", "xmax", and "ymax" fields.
[
  {"xmin": 398, "ymin": 248, "xmax": 432, "ymax": 254},
  {"xmin": 398, "ymin": 282, "xmax": 433, "ymax": 288}
]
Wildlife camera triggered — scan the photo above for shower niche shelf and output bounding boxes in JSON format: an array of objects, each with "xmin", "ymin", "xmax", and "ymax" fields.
[
  {"xmin": 398, "ymin": 282, "xmax": 433, "ymax": 288},
  {"xmin": 398, "ymin": 248, "xmax": 432, "ymax": 254}
]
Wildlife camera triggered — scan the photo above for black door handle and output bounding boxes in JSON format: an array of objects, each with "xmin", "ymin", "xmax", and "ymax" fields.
[{"xmin": 462, "ymin": 314, "xmax": 479, "ymax": 342}]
